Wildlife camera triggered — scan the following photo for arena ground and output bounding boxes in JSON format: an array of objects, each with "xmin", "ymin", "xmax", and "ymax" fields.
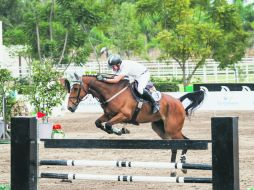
[{"xmin": 1, "ymin": 111, "xmax": 254, "ymax": 190}]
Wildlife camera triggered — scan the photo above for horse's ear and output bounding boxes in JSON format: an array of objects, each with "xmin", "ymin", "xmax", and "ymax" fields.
[
  {"xmin": 59, "ymin": 78, "xmax": 70, "ymax": 93},
  {"xmin": 74, "ymin": 73, "xmax": 80, "ymax": 81},
  {"xmin": 65, "ymin": 79, "xmax": 70, "ymax": 93}
]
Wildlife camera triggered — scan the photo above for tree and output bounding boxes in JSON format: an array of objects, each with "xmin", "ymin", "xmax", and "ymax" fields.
[
  {"xmin": 0, "ymin": 0, "xmax": 24, "ymax": 29},
  {"xmin": 137, "ymin": 0, "xmax": 248, "ymax": 90},
  {"xmin": 107, "ymin": 2, "xmax": 145, "ymax": 57},
  {"xmin": 234, "ymin": 0, "xmax": 254, "ymax": 50},
  {"xmin": 4, "ymin": 0, "xmax": 100, "ymax": 68}
]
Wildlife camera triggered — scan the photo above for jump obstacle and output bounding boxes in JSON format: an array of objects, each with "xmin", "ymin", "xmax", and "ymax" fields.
[{"xmin": 11, "ymin": 117, "xmax": 239, "ymax": 190}]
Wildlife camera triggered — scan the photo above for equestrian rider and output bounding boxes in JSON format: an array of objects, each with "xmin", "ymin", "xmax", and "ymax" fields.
[{"xmin": 98, "ymin": 54, "xmax": 160, "ymax": 113}]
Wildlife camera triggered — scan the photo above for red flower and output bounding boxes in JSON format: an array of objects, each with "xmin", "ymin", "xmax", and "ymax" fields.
[
  {"xmin": 37, "ymin": 112, "xmax": 46, "ymax": 118},
  {"xmin": 53, "ymin": 124, "xmax": 62, "ymax": 130}
]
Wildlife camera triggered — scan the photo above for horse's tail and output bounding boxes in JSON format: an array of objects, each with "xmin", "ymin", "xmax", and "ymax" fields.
[{"xmin": 179, "ymin": 90, "xmax": 205, "ymax": 116}]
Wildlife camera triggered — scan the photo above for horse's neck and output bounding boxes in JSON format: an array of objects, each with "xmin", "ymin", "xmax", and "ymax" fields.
[{"xmin": 88, "ymin": 79, "xmax": 128, "ymax": 101}]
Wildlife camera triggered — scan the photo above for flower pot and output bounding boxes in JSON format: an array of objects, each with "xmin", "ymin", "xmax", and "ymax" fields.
[{"xmin": 38, "ymin": 122, "xmax": 53, "ymax": 139}]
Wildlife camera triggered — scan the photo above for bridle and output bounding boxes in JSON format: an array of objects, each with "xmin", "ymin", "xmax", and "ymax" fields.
[{"xmin": 69, "ymin": 80, "xmax": 89, "ymax": 107}]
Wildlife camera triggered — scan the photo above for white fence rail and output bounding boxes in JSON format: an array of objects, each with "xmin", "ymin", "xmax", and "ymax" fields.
[{"xmin": 7, "ymin": 57, "xmax": 254, "ymax": 83}]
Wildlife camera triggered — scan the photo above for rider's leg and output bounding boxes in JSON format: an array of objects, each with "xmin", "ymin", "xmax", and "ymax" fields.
[
  {"xmin": 141, "ymin": 89, "xmax": 160, "ymax": 113},
  {"xmin": 136, "ymin": 73, "xmax": 159, "ymax": 113}
]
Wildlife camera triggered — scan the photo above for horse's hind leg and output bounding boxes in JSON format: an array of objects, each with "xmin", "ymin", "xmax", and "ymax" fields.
[
  {"xmin": 152, "ymin": 120, "xmax": 177, "ymax": 177},
  {"xmin": 151, "ymin": 120, "xmax": 167, "ymax": 139},
  {"xmin": 180, "ymin": 135, "xmax": 189, "ymax": 174}
]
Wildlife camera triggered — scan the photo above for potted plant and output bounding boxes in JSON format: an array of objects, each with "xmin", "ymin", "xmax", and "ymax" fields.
[{"xmin": 26, "ymin": 61, "xmax": 66, "ymax": 138}]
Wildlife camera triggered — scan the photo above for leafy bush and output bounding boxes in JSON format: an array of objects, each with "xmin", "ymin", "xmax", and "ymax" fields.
[
  {"xmin": 26, "ymin": 61, "xmax": 66, "ymax": 121},
  {"xmin": 153, "ymin": 82, "xmax": 179, "ymax": 92},
  {"xmin": 0, "ymin": 69, "xmax": 17, "ymax": 123},
  {"xmin": 0, "ymin": 184, "xmax": 10, "ymax": 190},
  {"xmin": 151, "ymin": 77, "xmax": 180, "ymax": 92}
]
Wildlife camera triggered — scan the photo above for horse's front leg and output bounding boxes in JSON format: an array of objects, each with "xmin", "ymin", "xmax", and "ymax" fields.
[
  {"xmin": 95, "ymin": 114, "xmax": 110, "ymax": 132},
  {"xmin": 105, "ymin": 113, "xmax": 130, "ymax": 135}
]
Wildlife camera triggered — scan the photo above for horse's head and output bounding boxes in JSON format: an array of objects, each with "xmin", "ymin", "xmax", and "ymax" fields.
[{"xmin": 60, "ymin": 74, "xmax": 91, "ymax": 112}]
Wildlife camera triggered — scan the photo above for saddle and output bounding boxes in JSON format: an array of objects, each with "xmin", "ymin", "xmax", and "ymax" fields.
[{"xmin": 129, "ymin": 81, "xmax": 161, "ymax": 125}]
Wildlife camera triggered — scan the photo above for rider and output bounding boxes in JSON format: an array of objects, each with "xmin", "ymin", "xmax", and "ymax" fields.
[{"xmin": 99, "ymin": 54, "xmax": 160, "ymax": 113}]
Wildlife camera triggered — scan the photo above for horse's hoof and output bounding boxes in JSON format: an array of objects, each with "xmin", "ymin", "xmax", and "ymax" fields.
[
  {"xmin": 122, "ymin": 128, "xmax": 130, "ymax": 134},
  {"xmin": 170, "ymin": 171, "xmax": 177, "ymax": 177},
  {"xmin": 181, "ymin": 169, "xmax": 187, "ymax": 174},
  {"xmin": 180, "ymin": 155, "xmax": 186, "ymax": 163},
  {"xmin": 106, "ymin": 130, "xmax": 113, "ymax": 134},
  {"xmin": 112, "ymin": 127, "xmax": 123, "ymax": 136}
]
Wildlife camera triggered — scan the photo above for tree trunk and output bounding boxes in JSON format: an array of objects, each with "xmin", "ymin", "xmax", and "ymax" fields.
[
  {"xmin": 57, "ymin": 31, "xmax": 68, "ymax": 65},
  {"xmin": 181, "ymin": 61, "xmax": 188, "ymax": 92},
  {"xmin": 49, "ymin": 0, "xmax": 54, "ymax": 58},
  {"xmin": 49, "ymin": 0, "xmax": 54, "ymax": 41},
  {"xmin": 88, "ymin": 38, "xmax": 101, "ymax": 73},
  {"xmin": 35, "ymin": 22, "xmax": 42, "ymax": 63}
]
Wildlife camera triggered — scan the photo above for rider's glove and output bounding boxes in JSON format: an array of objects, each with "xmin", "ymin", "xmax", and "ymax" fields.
[{"xmin": 97, "ymin": 75, "xmax": 106, "ymax": 81}]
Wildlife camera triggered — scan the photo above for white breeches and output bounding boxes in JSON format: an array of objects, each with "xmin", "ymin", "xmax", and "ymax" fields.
[{"xmin": 135, "ymin": 72, "xmax": 150, "ymax": 95}]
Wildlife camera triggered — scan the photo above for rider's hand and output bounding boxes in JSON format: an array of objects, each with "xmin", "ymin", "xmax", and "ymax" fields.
[{"xmin": 97, "ymin": 75, "xmax": 106, "ymax": 81}]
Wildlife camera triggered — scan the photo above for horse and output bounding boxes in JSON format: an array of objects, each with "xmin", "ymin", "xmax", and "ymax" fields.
[{"xmin": 62, "ymin": 74, "xmax": 205, "ymax": 176}]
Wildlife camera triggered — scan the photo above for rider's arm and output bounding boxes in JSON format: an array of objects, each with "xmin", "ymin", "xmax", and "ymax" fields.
[{"xmin": 104, "ymin": 75, "xmax": 125, "ymax": 83}]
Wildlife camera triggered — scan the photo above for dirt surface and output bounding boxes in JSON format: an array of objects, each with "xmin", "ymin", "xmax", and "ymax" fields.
[{"xmin": 1, "ymin": 111, "xmax": 254, "ymax": 190}]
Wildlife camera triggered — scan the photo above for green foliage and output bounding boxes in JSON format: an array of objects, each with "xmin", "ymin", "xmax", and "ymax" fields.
[
  {"xmin": 1, "ymin": 94, "xmax": 16, "ymax": 123},
  {"xmin": 138, "ymin": 0, "xmax": 248, "ymax": 89},
  {"xmin": 0, "ymin": 69, "xmax": 14, "ymax": 94},
  {"xmin": 151, "ymin": 77, "xmax": 180, "ymax": 92},
  {"xmin": 0, "ymin": 184, "xmax": 10, "ymax": 190},
  {"xmin": 3, "ymin": 0, "xmax": 100, "ymax": 67},
  {"xmin": 108, "ymin": 2, "xmax": 145, "ymax": 57},
  {"xmin": 1, "ymin": 0, "xmax": 252, "ymax": 91},
  {"xmin": 137, "ymin": 0, "xmax": 191, "ymax": 29},
  {"xmin": 211, "ymin": 3, "xmax": 249, "ymax": 68},
  {"xmin": 0, "ymin": 0, "xmax": 23, "ymax": 28},
  {"xmin": 14, "ymin": 77, "xmax": 30, "ymax": 94},
  {"xmin": 26, "ymin": 61, "xmax": 66, "ymax": 118},
  {"xmin": 0, "ymin": 69, "xmax": 16, "ymax": 123},
  {"xmin": 4, "ymin": 27, "xmax": 28, "ymax": 45},
  {"xmin": 153, "ymin": 82, "xmax": 179, "ymax": 92}
]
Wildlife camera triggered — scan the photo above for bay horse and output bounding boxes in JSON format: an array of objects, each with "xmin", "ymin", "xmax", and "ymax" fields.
[{"xmin": 63, "ymin": 74, "xmax": 205, "ymax": 176}]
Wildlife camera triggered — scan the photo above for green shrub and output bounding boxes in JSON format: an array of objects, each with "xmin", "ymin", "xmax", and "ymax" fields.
[
  {"xmin": 0, "ymin": 184, "xmax": 10, "ymax": 190},
  {"xmin": 151, "ymin": 77, "xmax": 180, "ymax": 92},
  {"xmin": 153, "ymin": 81, "xmax": 179, "ymax": 92}
]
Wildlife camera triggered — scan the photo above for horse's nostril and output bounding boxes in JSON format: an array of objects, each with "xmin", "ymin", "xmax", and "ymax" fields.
[{"xmin": 68, "ymin": 107, "xmax": 75, "ymax": 112}]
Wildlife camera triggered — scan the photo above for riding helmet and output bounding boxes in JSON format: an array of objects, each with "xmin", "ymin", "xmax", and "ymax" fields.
[{"xmin": 108, "ymin": 54, "xmax": 122, "ymax": 66}]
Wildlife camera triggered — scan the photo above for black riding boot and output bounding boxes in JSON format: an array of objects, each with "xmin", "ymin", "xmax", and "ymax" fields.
[{"xmin": 141, "ymin": 89, "xmax": 160, "ymax": 113}]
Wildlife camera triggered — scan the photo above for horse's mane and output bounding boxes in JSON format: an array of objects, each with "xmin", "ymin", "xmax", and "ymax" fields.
[
  {"xmin": 82, "ymin": 74, "xmax": 97, "ymax": 77},
  {"xmin": 82, "ymin": 74, "xmax": 129, "ymax": 89}
]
